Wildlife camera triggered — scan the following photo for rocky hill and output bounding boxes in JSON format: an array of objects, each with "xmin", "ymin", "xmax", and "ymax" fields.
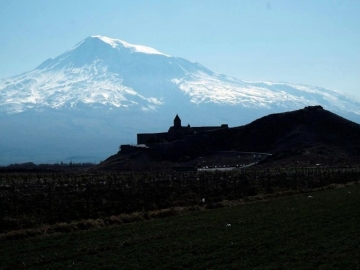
[{"xmin": 96, "ymin": 106, "xmax": 360, "ymax": 170}]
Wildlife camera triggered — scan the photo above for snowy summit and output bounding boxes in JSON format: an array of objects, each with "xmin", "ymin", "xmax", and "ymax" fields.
[
  {"xmin": 88, "ymin": 35, "xmax": 169, "ymax": 56},
  {"xmin": 1, "ymin": 35, "xmax": 360, "ymax": 117},
  {"xmin": 1, "ymin": 35, "xmax": 360, "ymax": 164}
]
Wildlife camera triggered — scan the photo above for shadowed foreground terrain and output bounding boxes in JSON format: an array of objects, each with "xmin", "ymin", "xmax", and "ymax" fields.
[
  {"xmin": 1, "ymin": 106, "xmax": 360, "ymax": 269},
  {"xmin": 1, "ymin": 184, "xmax": 359, "ymax": 269}
]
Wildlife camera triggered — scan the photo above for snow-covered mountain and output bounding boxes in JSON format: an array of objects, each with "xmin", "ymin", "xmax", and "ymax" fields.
[{"xmin": 1, "ymin": 35, "xmax": 360, "ymax": 164}]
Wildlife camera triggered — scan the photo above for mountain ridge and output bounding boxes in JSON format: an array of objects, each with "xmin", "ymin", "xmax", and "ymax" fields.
[
  {"xmin": 1, "ymin": 35, "xmax": 360, "ymax": 164},
  {"xmin": 2, "ymin": 35, "xmax": 360, "ymax": 116}
]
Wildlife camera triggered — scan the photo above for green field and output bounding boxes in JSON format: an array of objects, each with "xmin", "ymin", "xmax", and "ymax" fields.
[{"xmin": 1, "ymin": 184, "xmax": 360, "ymax": 270}]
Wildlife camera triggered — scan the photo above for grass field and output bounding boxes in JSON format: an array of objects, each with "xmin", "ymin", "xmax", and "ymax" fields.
[{"xmin": 1, "ymin": 184, "xmax": 360, "ymax": 269}]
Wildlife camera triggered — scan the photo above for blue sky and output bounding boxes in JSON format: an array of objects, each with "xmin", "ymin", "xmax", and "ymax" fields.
[{"xmin": 1, "ymin": 0, "xmax": 360, "ymax": 98}]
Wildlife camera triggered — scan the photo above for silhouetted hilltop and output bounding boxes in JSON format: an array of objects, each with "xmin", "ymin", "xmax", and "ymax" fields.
[
  {"xmin": 96, "ymin": 106, "xmax": 360, "ymax": 170},
  {"xmin": 231, "ymin": 105, "xmax": 360, "ymax": 152}
]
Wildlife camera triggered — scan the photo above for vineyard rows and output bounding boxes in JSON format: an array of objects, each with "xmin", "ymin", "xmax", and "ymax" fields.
[{"xmin": 1, "ymin": 167, "xmax": 360, "ymax": 232}]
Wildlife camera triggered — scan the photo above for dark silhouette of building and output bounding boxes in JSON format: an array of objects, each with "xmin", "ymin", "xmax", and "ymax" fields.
[
  {"xmin": 137, "ymin": 114, "xmax": 228, "ymax": 144},
  {"xmin": 174, "ymin": 114, "xmax": 181, "ymax": 129}
]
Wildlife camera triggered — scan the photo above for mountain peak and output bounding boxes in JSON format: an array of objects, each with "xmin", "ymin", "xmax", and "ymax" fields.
[
  {"xmin": 1, "ymin": 35, "xmax": 360, "ymax": 120},
  {"xmin": 86, "ymin": 35, "xmax": 169, "ymax": 57},
  {"xmin": 1, "ymin": 36, "xmax": 360, "ymax": 164}
]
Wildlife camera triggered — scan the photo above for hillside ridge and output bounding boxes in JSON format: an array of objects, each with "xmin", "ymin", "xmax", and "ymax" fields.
[{"xmin": 96, "ymin": 106, "xmax": 360, "ymax": 170}]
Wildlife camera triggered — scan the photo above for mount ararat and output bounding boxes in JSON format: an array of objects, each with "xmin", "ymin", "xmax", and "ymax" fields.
[{"xmin": 1, "ymin": 35, "xmax": 359, "ymax": 164}]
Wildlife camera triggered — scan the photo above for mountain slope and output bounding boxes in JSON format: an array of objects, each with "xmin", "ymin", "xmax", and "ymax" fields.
[
  {"xmin": 1, "ymin": 35, "xmax": 360, "ymax": 164},
  {"xmin": 1, "ymin": 35, "xmax": 360, "ymax": 116},
  {"xmin": 0, "ymin": 36, "xmax": 213, "ymax": 113}
]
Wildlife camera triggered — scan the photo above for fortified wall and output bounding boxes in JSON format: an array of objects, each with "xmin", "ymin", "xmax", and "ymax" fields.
[
  {"xmin": 120, "ymin": 114, "xmax": 228, "ymax": 155},
  {"xmin": 137, "ymin": 114, "xmax": 228, "ymax": 144}
]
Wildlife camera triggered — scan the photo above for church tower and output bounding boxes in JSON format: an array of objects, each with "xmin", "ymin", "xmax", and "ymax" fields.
[{"xmin": 174, "ymin": 114, "xmax": 181, "ymax": 129}]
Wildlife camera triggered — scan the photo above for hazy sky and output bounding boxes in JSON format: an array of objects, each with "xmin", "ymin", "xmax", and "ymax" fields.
[{"xmin": 1, "ymin": 0, "xmax": 360, "ymax": 98}]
